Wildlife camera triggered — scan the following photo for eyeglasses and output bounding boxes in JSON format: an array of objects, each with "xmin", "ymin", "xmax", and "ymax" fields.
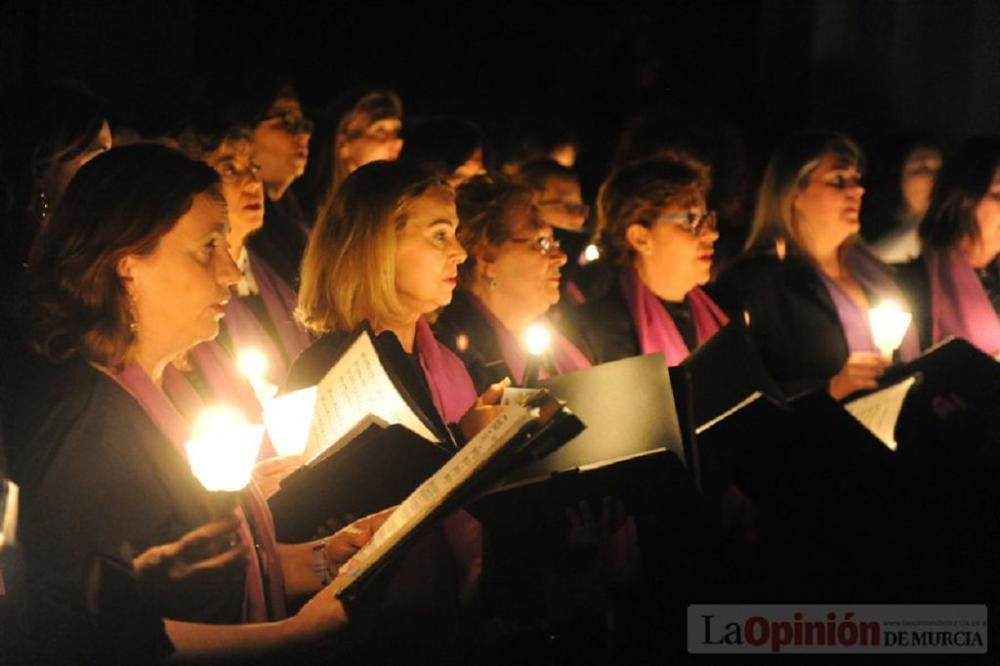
[
  {"xmin": 508, "ymin": 235, "xmax": 561, "ymax": 256},
  {"xmin": 261, "ymin": 111, "xmax": 315, "ymax": 135},
  {"xmin": 654, "ymin": 210, "xmax": 717, "ymax": 236},
  {"xmin": 538, "ymin": 200, "xmax": 590, "ymax": 218}
]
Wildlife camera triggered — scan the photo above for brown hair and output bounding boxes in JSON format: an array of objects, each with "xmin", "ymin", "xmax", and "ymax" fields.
[
  {"xmin": 454, "ymin": 174, "xmax": 540, "ymax": 286},
  {"xmin": 920, "ymin": 137, "xmax": 1000, "ymax": 251},
  {"xmin": 21, "ymin": 143, "xmax": 221, "ymax": 369},
  {"xmin": 597, "ymin": 159, "xmax": 705, "ymax": 266},
  {"xmin": 297, "ymin": 160, "xmax": 450, "ymax": 334}
]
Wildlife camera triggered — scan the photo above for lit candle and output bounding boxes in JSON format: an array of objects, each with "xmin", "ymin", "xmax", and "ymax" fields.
[
  {"xmin": 868, "ymin": 300, "xmax": 912, "ymax": 361},
  {"xmin": 580, "ymin": 243, "xmax": 601, "ymax": 265},
  {"xmin": 237, "ymin": 348, "xmax": 278, "ymax": 404},
  {"xmin": 186, "ymin": 406, "xmax": 264, "ymax": 513},
  {"xmin": 261, "ymin": 386, "xmax": 317, "ymax": 457},
  {"xmin": 522, "ymin": 323, "xmax": 552, "ymax": 387}
]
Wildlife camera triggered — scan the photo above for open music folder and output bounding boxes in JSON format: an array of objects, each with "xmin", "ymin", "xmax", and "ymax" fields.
[{"xmin": 266, "ymin": 326, "xmax": 585, "ymax": 577}]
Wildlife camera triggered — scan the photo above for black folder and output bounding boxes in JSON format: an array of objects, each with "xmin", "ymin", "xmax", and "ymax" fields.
[
  {"xmin": 269, "ymin": 423, "xmax": 452, "ymax": 542},
  {"xmin": 470, "ymin": 353, "xmax": 687, "ymax": 523}
]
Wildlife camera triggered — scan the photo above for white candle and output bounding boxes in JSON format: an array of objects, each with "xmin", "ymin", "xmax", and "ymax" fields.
[
  {"xmin": 185, "ymin": 406, "xmax": 264, "ymax": 492},
  {"xmin": 868, "ymin": 300, "xmax": 913, "ymax": 360},
  {"xmin": 523, "ymin": 323, "xmax": 552, "ymax": 357},
  {"xmin": 261, "ymin": 386, "xmax": 317, "ymax": 457},
  {"xmin": 237, "ymin": 348, "xmax": 278, "ymax": 403}
]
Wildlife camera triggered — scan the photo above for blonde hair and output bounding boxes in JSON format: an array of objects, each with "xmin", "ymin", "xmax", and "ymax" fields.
[
  {"xmin": 744, "ymin": 132, "xmax": 865, "ymax": 253},
  {"xmin": 297, "ymin": 160, "xmax": 450, "ymax": 333}
]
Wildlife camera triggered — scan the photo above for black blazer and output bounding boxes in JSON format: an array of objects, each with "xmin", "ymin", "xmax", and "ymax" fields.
[
  {"xmin": 563, "ymin": 278, "xmax": 642, "ymax": 365},
  {"xmin": 710, "ymin": 250, "xmax": 849, "ymax": 397},
  {"xmin": 433, "ymin": 291, "xmax": 512, "ymax": 394},
  {"xmin": 895, "ymin": 257, "xmax": 934, "ymax": 352},
  {"xmin": 6, "ymin": 356, "xmax": 244, "ymax": 625}
]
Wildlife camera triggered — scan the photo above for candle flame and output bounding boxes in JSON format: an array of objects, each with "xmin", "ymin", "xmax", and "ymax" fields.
[
  {"xmin": 868, "ymin": 300, "xmax": 912, "ymax": 359},
  {"xmin": 186, "ymin": 405, "xmax": 263, "ymax": 492},
  {"xmin": 524, "ymin": 323, "xmax": 552, "ymax": 356}
]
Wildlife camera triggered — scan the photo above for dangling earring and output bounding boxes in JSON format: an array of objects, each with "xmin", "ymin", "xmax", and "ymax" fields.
[
  {"xmin": 38, "ymin": 189, "xmax": 49, "ymax": 226},
  {"xmin": 126, "ymin": 289, "xmax": 138, "ymax": 333}
]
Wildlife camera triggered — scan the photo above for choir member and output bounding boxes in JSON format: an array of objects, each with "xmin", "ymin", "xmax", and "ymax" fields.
[
  {"xmin": 568, "ymin": 159, "xmax": 728, "ymax": 366},
  {"xmin": 295, "ymin": 89, "xmax": 404, "ymax": 222},
  {"xmin": 245, "ymin": 79, "xmax": 315, "ymax": 288},
  {"xmin": 9, "ymin": 144, "xmax": 387, "ymax": 661},
  {"xmin": 290, "ymin": 159, "xmax": 504, "ymax": 659},
  {"xmin": 899, "ymin": 136, "xmax": 1000, "ymax": 354},
  {"xmin": 713, "ymin": 132, "xmax": 919, "ymax": 399},
  {"xmin": 434, "ymin": 174, "xmax": 590, "ymax": 393}
]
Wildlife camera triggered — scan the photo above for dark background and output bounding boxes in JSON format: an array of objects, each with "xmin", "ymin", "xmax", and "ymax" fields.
[{"xmin": 2, "ymin": 0, "xmax": 999, "ymax": 193}]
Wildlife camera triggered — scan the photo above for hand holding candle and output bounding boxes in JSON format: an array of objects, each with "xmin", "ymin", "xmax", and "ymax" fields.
[
  {"xmin": 185, "ymin": 406, "xmax": 264, "ymax": 515},
  {"xmin": 868, "ymin": 300, "xmax": 912, "ymax": 361}
]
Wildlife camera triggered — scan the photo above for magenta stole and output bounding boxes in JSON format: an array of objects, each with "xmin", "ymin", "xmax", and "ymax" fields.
[
  {"xmin": 413, "ymin": 318, "xmax": 483, "ymax": 602},
  {"xmin": 924, "ymin": 249, "xmax": 1000, "ymax": 354},
  {"xmin": 467, "ymin": 293, "xmax": 591, "ymax": 383},
  {"xmin": 620, "ymin": 266, "xmax": 728, "ymax": 366},
  {"xmin": 116, "ymin": 364, "xmax": 287, "ymax": 623},
  {"xmin": 818, "ymin": 247, "xmax": 920, "ymax": 361}
]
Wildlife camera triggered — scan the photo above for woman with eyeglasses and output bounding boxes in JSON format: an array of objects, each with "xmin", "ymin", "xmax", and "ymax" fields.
[
  {"xmin": 567, "ymin": 158, "xmax": 727, "ymax": 366},
  {"xmin": 434, "ymin": 174, "xmax": 591, "ymax": 392},
  {"xmin": 168, "ymin": 121, "xmax": 312, "ymax": 467},
  {"xmin": 713, "ymin": 132, "xmax": 918, "ymax": 399},
  {"xmin": 243, "ymin": 79, "xmax": 315, "ymax": 288},
  {"xmin": 295, "ymin": 89, "xmax": 404, "ymax": 223}
]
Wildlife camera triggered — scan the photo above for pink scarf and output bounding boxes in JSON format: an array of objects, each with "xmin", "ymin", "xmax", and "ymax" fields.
[
  {"xmin": 247, "ymin": 251, "xmax": 312, "ymax": 373},
  {"xmin": 819, "ymin": 246, "xmax": 920, "ymax": 360},
  {"xmin": 924, "ymin": 248, "xmax": 1000, "ymax": 355},
  {"xmin": 116, "ymin": 363, "xmax": 287, "ymax": 622},
  {"xmin": 467, "ymin": 294, "xmax": 591, "ymax": 383},
  {"xmin": 620, "ymin": 266, "xmax": 728, "ymax": 366},
  {"xmin": 413, "ymin": 317, "xmax": 482, "ymax": 603},
  {"xmin": 414, "ymin": 317, "xmax": 478, "ymax": 424}
]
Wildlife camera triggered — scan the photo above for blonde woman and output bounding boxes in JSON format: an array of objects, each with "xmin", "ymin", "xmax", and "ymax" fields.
[{"xmin": 713, "ymin": 132, "xmax": 918, "ymax": 399}]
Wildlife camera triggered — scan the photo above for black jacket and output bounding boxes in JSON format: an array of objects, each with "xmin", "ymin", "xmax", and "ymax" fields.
[{"xmin": 710, "ymin": 250, "xmax": 849, "ymax": 397}]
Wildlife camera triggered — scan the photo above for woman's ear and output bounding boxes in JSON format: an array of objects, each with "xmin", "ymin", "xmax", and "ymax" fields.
[
  {"xmin": 116, "ymin": 255, "xmax": 134, "ymax": 281},
  {"xmin": 625, "ymin": 223, "xmax": 651, "ymax": 256}
]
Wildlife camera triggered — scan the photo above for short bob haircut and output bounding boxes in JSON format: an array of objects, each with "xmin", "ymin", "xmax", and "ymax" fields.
[
  {"xmin": 597, "ymin": 158, "xmax": 706, "ymax": 266},
  {"xmin": 454, "ymin": 174, "xmax": 541, "ymax": 287},
  {"xmin": 919, "ymin": 136, "xmax": 1000, "ymax": 251},
  {"xmin": 21, "ymin": 143, "xmax": 221, "ymax": 369},
  {"xmin": 297, "ymin": 160, "xmax": 451, "ymax": 334},
  {"xmin": 744, "ymin": 131, "xmax": 866, "ymax": 253}
]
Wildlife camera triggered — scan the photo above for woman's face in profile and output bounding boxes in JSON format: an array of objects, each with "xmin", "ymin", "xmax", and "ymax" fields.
[
  {"xmin": 631, "ymin": 193, "xmax": 718, "ymax": 298},
  {"xmin": 793, "ymin": 152, "xmax": 865, "ymax": 252},
  {"xmin": 965, "ymin": 168, "xmax": 1000, "ymax": 269},
  {"xmin": 394, "ymin": 188, "xmax": 468, "ymax": 319},
  {"xmin": 482, "ymin": 207, "xmax": 567, "ymax": 321},
  {"xmin": 202, "ymin": 138, "xmax": 264, "ymax": 252},
  {"xmin": 121, "ymin": 192, "xmax": 240, "ymax": 358}
]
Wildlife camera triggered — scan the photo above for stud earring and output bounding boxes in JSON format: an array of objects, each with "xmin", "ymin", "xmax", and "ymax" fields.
[{"xmin": 489, "ymin": 277, "xmax": 498, "ymax": 289}]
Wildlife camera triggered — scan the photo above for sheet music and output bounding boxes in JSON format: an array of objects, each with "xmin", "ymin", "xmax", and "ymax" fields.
[
  {"xmin": 330, "ymin": 401, "xmax": 536, "ymax": 596},
  {"xmin": 302, "ymin": 332, "xmax": 438, "ymax": 463},
  {"xmin": 845, "ymin": 376, "xmax": 916, "ymax": 451}
]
